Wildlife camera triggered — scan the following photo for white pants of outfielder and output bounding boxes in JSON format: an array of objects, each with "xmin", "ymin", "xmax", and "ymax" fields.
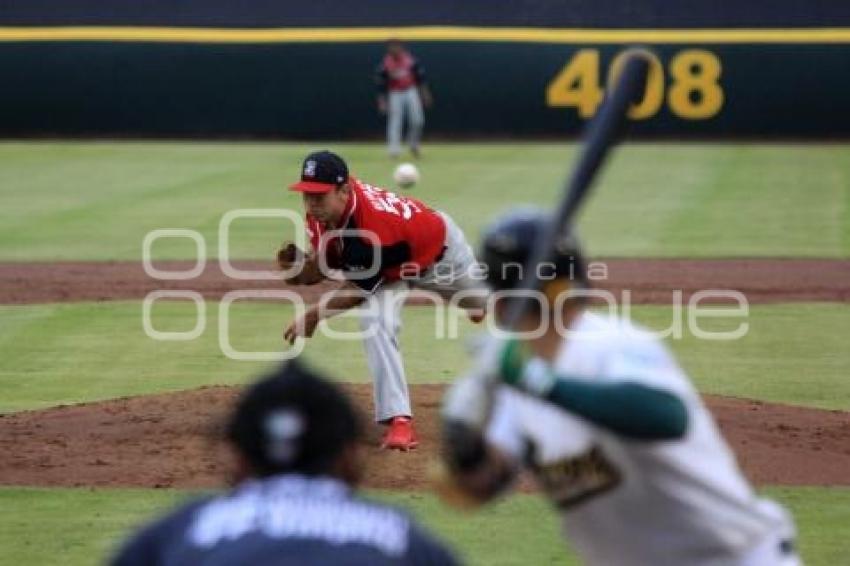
[
  {"xmin": 387, "ymin": 87, "xmax": 424, "ymax": 157},
  {"xmin": 359, "ymin": 212, "xmax": 485, "ymax": 422}
]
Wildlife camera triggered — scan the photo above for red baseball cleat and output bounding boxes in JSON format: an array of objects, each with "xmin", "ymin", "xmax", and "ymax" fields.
[{"xmin": 381, "ymin": 416, "xmax": 419, "ymax": 451}]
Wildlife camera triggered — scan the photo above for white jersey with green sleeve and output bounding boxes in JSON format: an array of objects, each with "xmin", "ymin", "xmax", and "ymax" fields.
[{"xmin": 485, "ymin": 310, "xmax": 798, "ymax": 566}]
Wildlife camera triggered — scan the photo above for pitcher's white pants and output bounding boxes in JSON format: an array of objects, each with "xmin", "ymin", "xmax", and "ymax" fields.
[{"xmin": 360, "ymin": 212, "xmax": 486, "ymax": 422}]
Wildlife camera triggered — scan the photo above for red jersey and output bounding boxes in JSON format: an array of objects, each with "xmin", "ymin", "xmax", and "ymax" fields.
[
  {"xmin": 306, "ymin": 178, "xmax": 446, "ymax": 292},
  {"xmin": 381, "ymin": 51, "xmax": 418, "ymax": 91}
]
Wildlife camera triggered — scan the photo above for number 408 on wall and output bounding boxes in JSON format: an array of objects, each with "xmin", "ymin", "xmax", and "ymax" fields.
[{"xmin": 546, "ymin": 49, "xmax": 724, "ymax": 120}]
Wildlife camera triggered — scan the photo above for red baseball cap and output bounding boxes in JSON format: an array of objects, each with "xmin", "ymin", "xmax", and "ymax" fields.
[{"xmin": 289, "ymin": 151, "xmax": 349, "ymax": 193}]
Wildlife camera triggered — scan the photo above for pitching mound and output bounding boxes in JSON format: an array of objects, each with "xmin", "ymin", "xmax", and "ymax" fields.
[
  {"xmin": 0, "ymin": 259, "xmax": 847, "ymax": 304},
  {"xmin": 1, "ymin": 384, "xmax": 848, "ymax": 490}
]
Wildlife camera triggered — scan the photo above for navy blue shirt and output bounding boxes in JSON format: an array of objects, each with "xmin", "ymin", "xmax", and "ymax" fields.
[{"xmin": 111, "ymin": 475, "xmax": 459, "ymax": 566}]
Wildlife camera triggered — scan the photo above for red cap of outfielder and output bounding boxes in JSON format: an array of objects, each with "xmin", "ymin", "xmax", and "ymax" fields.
[{"xmin": 289, "ymin": 151, "xmax": 349, "ymax": 193}]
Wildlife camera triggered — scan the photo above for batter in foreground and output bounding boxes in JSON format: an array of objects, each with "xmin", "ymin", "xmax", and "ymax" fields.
[{"xmin": 439, "ymin": 208, "xmax": 800, "ymax": 566}]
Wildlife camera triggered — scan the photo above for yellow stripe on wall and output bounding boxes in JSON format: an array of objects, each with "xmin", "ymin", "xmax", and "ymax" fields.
[{"xmin": 0, "ymin": 25, "xmax": 849, "ymax": 44}]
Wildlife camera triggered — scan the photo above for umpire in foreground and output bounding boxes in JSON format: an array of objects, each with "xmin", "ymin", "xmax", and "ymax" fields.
[{"xmin": 111, "ymin": 361, "xmax": 458, "ymax": 566}]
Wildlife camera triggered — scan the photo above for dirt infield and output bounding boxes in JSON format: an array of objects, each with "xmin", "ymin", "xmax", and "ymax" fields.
[
  {"xmin": 1, "ymin": 383, "xmax": 848, "ymax": 490},
  {"xmin": 2, "ymin": 259, "xmax": 847, "ymax": 492},
  {"xmin": 0, "ymin": 258, "xmax": 848, "ymax": 305}
]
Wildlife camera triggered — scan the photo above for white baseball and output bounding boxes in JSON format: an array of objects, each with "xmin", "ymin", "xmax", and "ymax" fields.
[{"xmin": 393, "ymin": 163, "xmax": 420, "ymax": 188}]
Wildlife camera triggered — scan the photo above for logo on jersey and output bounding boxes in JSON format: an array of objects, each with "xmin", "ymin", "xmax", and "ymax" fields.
[
  {"xmin": 532, "ymin": 445, "xmax": 622, "ymax": 509},
  {"xmin": 304, "ymin": 160, "xmax": 317, "ymax": 178}
]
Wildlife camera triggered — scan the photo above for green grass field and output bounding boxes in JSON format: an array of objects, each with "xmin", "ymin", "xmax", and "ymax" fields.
[
  {"xmin": 0, "ymin": 301, "xmax": 847, "ymax": 413},
  {"xmin": 1, "ymin": 487, "xmax": 848, "ymax": 566},
  {"xmin": 0, "ymin": 142, "xmax": 847, "ymax": 260},
  {"xmin": 1, "ymin": 142, "xmax": 848, "ymax": 565}
]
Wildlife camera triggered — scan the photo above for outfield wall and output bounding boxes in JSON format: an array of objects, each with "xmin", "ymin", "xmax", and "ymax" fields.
[{"xmin": 2, "ymin": 2, "xmax": 849, "ymax": 137}]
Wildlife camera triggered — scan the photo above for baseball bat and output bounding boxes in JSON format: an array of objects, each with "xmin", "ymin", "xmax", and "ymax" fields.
[
  {"xmin": 441, "ymin": 51, "xmax": 651, "ymax": 474},
  {"xmin": 499, "ymin": 50, "xmax": 650, "ymax": 333}
]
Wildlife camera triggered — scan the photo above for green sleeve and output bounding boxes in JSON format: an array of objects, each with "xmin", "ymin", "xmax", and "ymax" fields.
[{"xmin": 543, "ymin": 378, "xmax": 689, "ymax": 441}]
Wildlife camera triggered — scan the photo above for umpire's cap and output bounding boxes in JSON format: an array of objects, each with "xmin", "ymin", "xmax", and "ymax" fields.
[
  {"xmin": 227, "ymin": 360, "xmax": 361, "ymax": 477},
  {"xmin": 480, "ymin": 207, "xmax": 587, "ymax": 293}
]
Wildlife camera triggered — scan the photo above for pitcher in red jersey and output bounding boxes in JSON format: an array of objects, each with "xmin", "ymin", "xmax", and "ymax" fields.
[
  {"xmin": 280, "ymin": 151, "xmax": 486, "ymax": 451},
  {"xmin": 376, "ymin": 39, "xmax": 433, "ymax": 158}
]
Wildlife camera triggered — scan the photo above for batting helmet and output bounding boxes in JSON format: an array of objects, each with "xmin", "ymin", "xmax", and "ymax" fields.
[{"xmin": 479, "ymin": 207, "xmax": 587, "ymax": 294}]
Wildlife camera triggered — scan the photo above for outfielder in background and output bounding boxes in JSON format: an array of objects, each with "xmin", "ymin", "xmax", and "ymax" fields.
[
  {"xmin": 279, "ymin": 150, "xmax": 486, "ymax": 451},
  {"xmin": 376, "ymin": 39, "xmax": 433, "ymax": 159},
  {"xmin": 111, "ymin": 361, "xmax": 459, "ymax": 565},
  {"xmin": 438, "ymin": 209, "xmax": 800, "ymax": 566}
]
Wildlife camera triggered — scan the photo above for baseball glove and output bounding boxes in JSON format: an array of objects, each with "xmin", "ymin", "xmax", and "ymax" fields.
[{"xmin": 276, "ymin": 241, "xmax": 324, "ymax": 285}]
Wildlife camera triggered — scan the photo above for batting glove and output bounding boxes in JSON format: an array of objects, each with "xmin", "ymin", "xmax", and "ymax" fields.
[{"xmin": 499, "ymin": 339, "xmax": 557, "ymax": 397}]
